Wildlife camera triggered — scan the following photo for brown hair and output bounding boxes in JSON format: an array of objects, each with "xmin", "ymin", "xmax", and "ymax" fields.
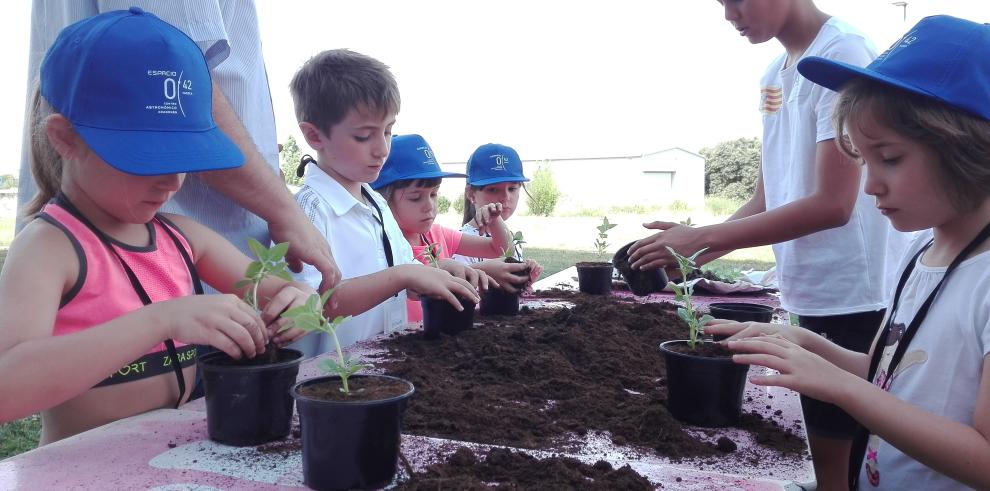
[
  {"xmin": 378, "ymin": 178, "xmax": 441, "ymax": 202},
  {"xmin": 289, "ymin": 49, "xmax": 400, "ymax": 135},
  {"xmin": 833, "ymin": 78, "xmax": 990, "ymax": 212},
  {"xmin": 23, "ymin": 87, "xmax": 63, "ymax": 218}
]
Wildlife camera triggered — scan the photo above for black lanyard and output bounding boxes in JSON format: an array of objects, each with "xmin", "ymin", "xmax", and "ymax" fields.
[
  {"xmin": 362, "ymin": 187, "xmax": 394, "ymax": 268},
  {"xmin": 56, "ymin": 195, "xmax": 204, "ymax": 409},
  {"xmin": 849, "ymin": 221, "xmax": 990, "ymax": 489}
]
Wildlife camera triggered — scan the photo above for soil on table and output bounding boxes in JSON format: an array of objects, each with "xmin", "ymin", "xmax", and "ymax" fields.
[
  {"xmin": 376, "ymin": 292, "xmax": 805, "ymax": 462},
  {"xmin": 396, "ymin": 446, "xmax": 654, "ymax": 490}
]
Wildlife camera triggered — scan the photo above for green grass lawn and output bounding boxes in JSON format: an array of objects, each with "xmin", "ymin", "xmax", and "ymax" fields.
[
  {"xmin": 0, "ymin": 415, "xmax": 40, "ymax": 460},
  {"xmin": 0, "ymin": 217, "xmax": 13, "ymax": 248}
]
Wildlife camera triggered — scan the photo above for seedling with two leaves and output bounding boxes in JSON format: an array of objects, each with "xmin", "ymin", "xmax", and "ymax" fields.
[
  {"xmin": 282, "ymin": 289, "xmax": 366, "ymax": 394},
  {"xmin": 666, "ymin": 246, "xmax": 713, "ymax": 349}
]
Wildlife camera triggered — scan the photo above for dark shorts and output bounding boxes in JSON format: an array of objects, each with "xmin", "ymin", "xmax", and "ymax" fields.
[{"xmin": 798, "ymin": 309, "xmax": 885, "ymax": 439}]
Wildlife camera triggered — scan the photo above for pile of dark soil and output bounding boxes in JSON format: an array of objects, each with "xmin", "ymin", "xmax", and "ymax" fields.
[
  {"xmin": 397, "ymin": 447, "xmax": 654, "ymax": 490},
  {"xmin": 376, "ymin": 292, "xmax": 805, "ymax": 461}
]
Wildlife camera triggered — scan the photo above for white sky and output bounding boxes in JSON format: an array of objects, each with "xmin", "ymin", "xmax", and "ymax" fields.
[{"xmin": 1, "ymin": 0, "xmax": 988, "ymax": 176}]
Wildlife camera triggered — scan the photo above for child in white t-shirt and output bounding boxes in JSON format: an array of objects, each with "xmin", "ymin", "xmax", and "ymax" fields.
[{"xmin": 453, "ymin": 143, "xmax": 543, "ymax": 290}]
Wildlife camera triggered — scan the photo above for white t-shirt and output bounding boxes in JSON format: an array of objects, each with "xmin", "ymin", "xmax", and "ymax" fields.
[
  {"xmin": 859, "ymin": 231, "xmax": 990, "ymax": 490},
  {"xmin": 760, "ymin": 17, "xmax": 909, "ymax": 316},
  {"xmin": 19, "ymin": 1, "xmax": 278, "ymax": 259},
  {"xmin": 289, "ymin": 165, "xmax": 417, "ymax": 355}
]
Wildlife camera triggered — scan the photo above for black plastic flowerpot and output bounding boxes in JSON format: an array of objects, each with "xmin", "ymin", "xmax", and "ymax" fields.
[
  {"xmin": 479, "ymin": 287, "xmax": 521, "ymax": 316},
  {"xmin": 421, "ymin": 296, "xmax": 476, "ymax": 339},
  {"xmin": 197, "ymin": 348, "xmax": 303, "ymax": 446},
  {"xmin": 708, "ymin": 302, "xmax": 775, "ymax": 341},
  {"xmin": 708, "ymin": 302, "xmax": 774, "ymax": 323},
  {"xmin": 292, "ymin": 375, "xmax": 415, "ymax": 491},
  {"xmin": 576, "ymin": 261, "xmax": 614, "ymax": 295},
  {"xmin": 612, "ymin": 241, "xmax": 668, "ymax": 296},
  {"xmin": 659, "ymin": 340, "xmax": 749, "ymax": 427}
]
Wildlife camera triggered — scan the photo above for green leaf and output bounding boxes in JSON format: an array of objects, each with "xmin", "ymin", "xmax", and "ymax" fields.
[
  {"xmin": 688, "ymin": 247, "xmax": 709, "ymax": 263},
  {"xmin": 269, "ymin": 242, "xmax": 290, "ymax": 261},
  {"xmin": 677, "ymin": 307, "xmax": 692, "ymax": 323},
  {"xmin": 273, "ymin": 270, "xmax": 293, "ymax": 281},
  {"xmin": 247, "ymin": 238, "xmax": 266, "ymax": 261},
  {"xmin": 244, "ymin": 262, "xmax": 262, "ymax": 280},
  {"xmin": 233, "ymin": 279, "xmax": 252, "ymax": 290}
]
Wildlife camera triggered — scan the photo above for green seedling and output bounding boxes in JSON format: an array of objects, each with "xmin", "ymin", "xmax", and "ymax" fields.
[
  {"xmin": 419, "ymin": 241, "xmax": 443, "ymax": 268},
  {"xmin": 282, "ymin": 289, "xmax": 366, "ymax": 394},
  {"xmin": 233, "ymin": 239, "xmax": 294, "ymax": 362},
  {"xmin": 504, "ymin": 231, "xmax": 525, "ymax": 260},
  {"xmin": 594, "ymin": 217, "xmax": 617, "ymax": 258},
  {"xmin": 666, "ymin": 246, "xmax": 713, "ymax": 349}
]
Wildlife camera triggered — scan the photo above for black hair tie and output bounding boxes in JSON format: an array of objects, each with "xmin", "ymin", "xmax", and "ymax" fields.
[{"xmin": 297, "ymin": 154, "xmax": 317, "ymax": 178}]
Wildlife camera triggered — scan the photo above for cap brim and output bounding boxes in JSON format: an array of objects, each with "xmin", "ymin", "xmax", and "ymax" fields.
[
  {"xmin": 468, "ymin": 176, "xmax": 530, "ymax": 186},
  {"xmin": 77, "ymin": 125, "xmax": 244, "ymax": 176},
  {"xmin": 370, "ymin": 170, "xmax": 467, "ymax": 190},
  {"xmin": 797, "ymin": 56, "xmax": 936, "ymax": 100}
]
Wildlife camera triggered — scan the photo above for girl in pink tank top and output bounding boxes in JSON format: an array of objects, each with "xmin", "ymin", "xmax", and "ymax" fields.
[{"xmin": 0, "ymin": 9, "xmax": 315, "ymax": 443}]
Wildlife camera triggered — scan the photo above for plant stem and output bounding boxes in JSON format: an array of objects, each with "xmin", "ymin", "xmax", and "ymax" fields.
[{"xmin": 331, "ymin": 328, "xmax": 350, "ymax": 393}]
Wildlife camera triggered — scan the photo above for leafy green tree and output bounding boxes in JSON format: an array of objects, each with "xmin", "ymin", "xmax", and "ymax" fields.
[
  {"xmin": 279, "ymin": 135, "xmax": 304, "ymax": 187},
  {"xmin": 526, "ymin": 162, "xmax": 562, "ymax": 217},
  {"xmin": 437, "ymin": 195, "xmax": 451, "ymax": 214},
  {"xmin": 701, "ymin": 137, "xmax": 761, "ymax": 202}
]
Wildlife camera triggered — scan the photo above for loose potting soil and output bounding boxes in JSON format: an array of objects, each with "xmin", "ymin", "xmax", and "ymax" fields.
[
  {"xmin": 376, "ymin": 292, "xmax": 806, "ymax": 462},
  {"xmin": 396, "ymin": 446, "xmax": 654, "ymax": 490}
]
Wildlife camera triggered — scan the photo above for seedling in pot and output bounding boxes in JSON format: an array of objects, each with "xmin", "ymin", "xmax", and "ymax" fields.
[
  {"xmin": 666, "ymin": 246, "xmax": 713, "ymax": 349},
  {"xmin": 233, "ymin": 238, "xmax": 294, "ymax": 363},
  {"xmin": 594, "ymin": 216, "xmax": 617, "ymax": 258},
  {"xmin": 504, "ymin": 231, "xmax": 525, "ymax": 260},
  {"xmin": 282, "ymin": 290, "xmax": 367, "ymax": 394},
  {"xmin": 419, "ymin": 241, "xmax": 443, "ymax": 268}
]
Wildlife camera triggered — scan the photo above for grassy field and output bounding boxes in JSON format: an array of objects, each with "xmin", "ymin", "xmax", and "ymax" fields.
[
  {"xmin": 0, "ymin": 217, "xmax": 13, "ymax": 248},
  {"xmin": 0, "ymin": 416, "xmax": 40, "ymax": 460}
]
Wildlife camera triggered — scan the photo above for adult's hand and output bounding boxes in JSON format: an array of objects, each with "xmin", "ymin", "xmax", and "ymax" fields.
[{"xmin": 268, "ymin": 213, "xmax": 342, "ymax": 292}]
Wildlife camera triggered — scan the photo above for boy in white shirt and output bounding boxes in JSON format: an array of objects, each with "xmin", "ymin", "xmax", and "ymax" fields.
[{"xmin": 285, "ymin": 49, "xmax": 487, "ymax": 355}]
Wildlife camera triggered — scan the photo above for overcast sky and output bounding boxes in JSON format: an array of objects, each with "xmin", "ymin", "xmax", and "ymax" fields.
[{"xmin": 2, "ymin": 0, "xmax": 988, "ymax": 176}]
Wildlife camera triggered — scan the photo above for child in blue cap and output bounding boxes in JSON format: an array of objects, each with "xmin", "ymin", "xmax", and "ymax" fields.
[
  {"xmin": 372, "ymin": 134, "xmax": 509, "ymax": 322},
  {"xmin": 710, "ymin": 15, "xmax": 990, "ymax": 490},
  {"xmin": 453, "ymin": 143, "xmax": 544, "ymax": 290},
  {"xmin": 0, "ymin": 8, "xmax": 317, "ymax": 443}
]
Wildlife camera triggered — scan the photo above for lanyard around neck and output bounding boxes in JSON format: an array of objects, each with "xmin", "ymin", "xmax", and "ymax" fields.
[
  {"xmin": 361, "ymin": 187, "xmax": 394, "ymax": 268},
  {"xmin": 849, "ymin": 220, "xmax": 990, "ymax": 488}
]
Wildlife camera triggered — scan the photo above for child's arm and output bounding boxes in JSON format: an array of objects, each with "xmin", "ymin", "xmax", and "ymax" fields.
[
  {"xmin": 270, "ymin": 264, "xmax": 481, "ymax": 344},
  {"xmin": 164, "ymin": 214, "xmax": 317, "ymax": 341},
  {"xmin": 468, "ymin": 259, "xmax": 536, "ymax": 293},
  {"xmin": 629, "ymin": 141, "xmax": 861, "ymax": 270},
  {"xmin": 707, "ymin": 319, "xmax": 872, "ymax": 377},
  {"xmin": 455, "ymin": 203, "xmax": 511, "ymax": 259},
  {"xmin": 730, "ymin": 336, "xmax": 990, "ymax": 489},
  {"xmin": 0, "ymin": 223, "xmax": 266, "ymax": 422}
]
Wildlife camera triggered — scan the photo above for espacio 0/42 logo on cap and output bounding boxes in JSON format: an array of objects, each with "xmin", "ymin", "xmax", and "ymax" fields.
[
  {"xmin": 144, "ymin": 68, "xmax": 195, "ymax": 117},
  {"xmin": 490, "ymin": 154, "xmax": 510, "ymax": 171}
]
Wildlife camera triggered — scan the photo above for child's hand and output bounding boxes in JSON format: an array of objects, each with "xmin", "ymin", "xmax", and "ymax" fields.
[
  {"xmin": 476, "ymin": 260, "xmax": 530, "ymax": 294},
  {"xmin": 263, "ymin": 282, "xmax": 317, "ymax": 346},
  {"xmin": 405, "ymin": 265, "xmax": 481, "ymax": 309},
  {"xmin": 474, "ymin": 203, "xmax": 504, "ymax": 235},
  {"xmin": 727, "ymin": 334, "xmax": 856, "ymax": 404},
  {"xmin": 523, "ymin": 259, "xmax": 543, "ymax": 290},
  {"xmin": 438, "ymin": 258, "xmax": 496, "ymax": 292},
  {"xmin": 159, "ymin": 294, "xmax": 266, "ymax": 360},
  {"xmin": 706, "ymin": 320, "xmax": 803, "ymax": 345}
]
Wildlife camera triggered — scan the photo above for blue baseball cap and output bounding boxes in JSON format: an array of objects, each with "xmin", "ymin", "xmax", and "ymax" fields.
[
  {"xmin": 40, "ymin": 7, "xmax": 243, "ymax": 176},
  {"xmin": 466, "ymin": 143, "xmax": 529, "ymax": 186},
  {"xmin": 798, "ymin": 15, "xmax": 990, "ymax": 122},
  {"xmin": 370, "ymin": 134, "xmax": 465, "ymax": 190}
]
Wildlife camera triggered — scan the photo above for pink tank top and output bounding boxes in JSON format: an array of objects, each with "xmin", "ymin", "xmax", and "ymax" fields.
[{"xmin": 40, "ymin": 200, "xmax": 196, "ymax": 354}]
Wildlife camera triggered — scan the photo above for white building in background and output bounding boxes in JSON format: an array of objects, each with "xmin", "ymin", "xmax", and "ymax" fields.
[{"xmin": 438, "ymin": 147, "xmax": 706, "ymax": 214}]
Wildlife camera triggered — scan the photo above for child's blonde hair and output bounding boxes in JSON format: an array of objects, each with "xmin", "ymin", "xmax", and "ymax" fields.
[
  {"xmin": 834, "ymin": 78, "xmax": 990, "ymax": 212},
  {"xmin": 23, "ymin": 86, "xmax": 62, "ymax": 219}
]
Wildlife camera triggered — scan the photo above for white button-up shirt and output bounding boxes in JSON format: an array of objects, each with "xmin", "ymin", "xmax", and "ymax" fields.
[{"xmin": 289, "ymin": 165, "xmax": 416, "ymax": 355}]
